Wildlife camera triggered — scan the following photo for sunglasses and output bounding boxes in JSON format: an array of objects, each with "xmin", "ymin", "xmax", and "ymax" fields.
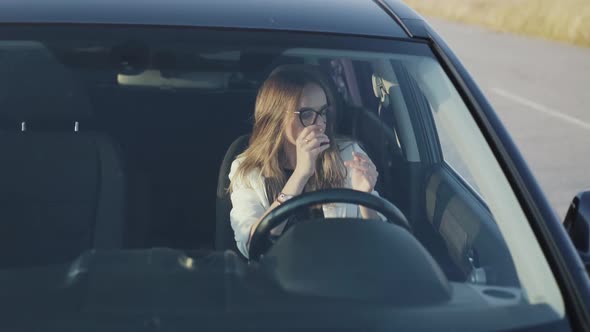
[{"xmin": 293, "ymin": 104, "xmax": 332, "ymax": 127}]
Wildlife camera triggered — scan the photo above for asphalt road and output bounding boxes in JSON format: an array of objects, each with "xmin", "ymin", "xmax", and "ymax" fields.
[{"xmin": 426, "ymin": 17, "xmax": 590, "ymax": 219}]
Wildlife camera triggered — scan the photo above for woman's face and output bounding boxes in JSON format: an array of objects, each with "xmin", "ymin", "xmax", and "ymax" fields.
[{"xmin": 284, "ymin": 82, "xmax": 328, "ymax": 145}]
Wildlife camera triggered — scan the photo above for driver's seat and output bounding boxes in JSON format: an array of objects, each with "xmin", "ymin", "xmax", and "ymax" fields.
[{"xmin": 215, "ymin": 135, "xmax": 250, "ymax": 251}]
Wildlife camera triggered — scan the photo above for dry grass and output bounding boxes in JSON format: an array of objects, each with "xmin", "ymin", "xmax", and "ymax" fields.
[{"xmin": 403, "ymin": 0, "xmax": 590, "ymax": 47}]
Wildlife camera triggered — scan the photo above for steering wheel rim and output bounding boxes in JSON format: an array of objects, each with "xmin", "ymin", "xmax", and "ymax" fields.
[{"xmin": 248, "ymin": 188, "xmax": 411, "ymax": 260}]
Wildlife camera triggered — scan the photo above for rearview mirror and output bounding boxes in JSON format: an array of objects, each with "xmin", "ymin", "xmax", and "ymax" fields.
[{"xmin": 563, "ymin": 191, "xmax": 590, "ymax": 274}]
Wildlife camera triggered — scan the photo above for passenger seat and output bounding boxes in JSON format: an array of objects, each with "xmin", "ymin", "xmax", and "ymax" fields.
[{"xmin": 0, "ymin": 45, "xmax": 126, "ymax": 268}]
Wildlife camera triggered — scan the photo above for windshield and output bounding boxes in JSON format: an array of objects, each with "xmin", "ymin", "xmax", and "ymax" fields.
[{"xmin": 0, "ymin": 25, "xmax": 566, "ymax": 331}]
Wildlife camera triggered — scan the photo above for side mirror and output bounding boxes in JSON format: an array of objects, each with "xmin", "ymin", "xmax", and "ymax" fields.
[{"xmin": 563, "ymin": 191, "xmax": 590, "ymax": 273}]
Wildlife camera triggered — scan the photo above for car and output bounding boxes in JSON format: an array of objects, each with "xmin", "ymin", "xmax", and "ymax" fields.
[{"xmin": 0, "ymin": 0, "xmax": 589, "ymax": 331}]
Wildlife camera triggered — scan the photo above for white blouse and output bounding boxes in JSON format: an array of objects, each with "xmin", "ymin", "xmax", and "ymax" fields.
[{"xmin": 228, "ymin": 141, "xmax": 382, "ymax": 258}]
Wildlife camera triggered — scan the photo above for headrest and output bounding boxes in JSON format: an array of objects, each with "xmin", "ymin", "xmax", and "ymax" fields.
[
  {"xmin": 0, "ymin": 43, "xmax": 92, "ymax": 123},
  {"xmin": 372, "ymin": 60, "xmax": 399, "ymax": 108}
]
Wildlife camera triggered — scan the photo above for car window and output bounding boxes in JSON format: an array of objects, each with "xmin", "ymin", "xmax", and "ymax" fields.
[
  {"xmin": 431, "ymin": 103, "xmax": 482, "ymax": 195},
  {"xmin": 0, "ymin": 26, "xmax": 566, "ymax": 331}
]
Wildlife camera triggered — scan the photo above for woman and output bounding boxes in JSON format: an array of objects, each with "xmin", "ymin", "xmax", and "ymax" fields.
[{"xmin": 229, "ymin": 67, "xmax": 381, "ymax": 258}]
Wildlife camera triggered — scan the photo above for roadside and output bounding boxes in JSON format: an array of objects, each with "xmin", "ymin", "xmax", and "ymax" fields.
[{"xmin": 404, "ymin": 0, "xmax": 590, "ymax": 47}]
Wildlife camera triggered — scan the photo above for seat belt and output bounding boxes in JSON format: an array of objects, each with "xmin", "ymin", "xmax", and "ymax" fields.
[{"xmin": 373, "ymin": 76, "xmax": 393, "ymax": 198}]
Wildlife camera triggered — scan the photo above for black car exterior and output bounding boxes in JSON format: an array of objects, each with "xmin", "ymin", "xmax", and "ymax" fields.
[{"xmin": 0, "ymin": 0, "xmax": 589, "ymax": 331}]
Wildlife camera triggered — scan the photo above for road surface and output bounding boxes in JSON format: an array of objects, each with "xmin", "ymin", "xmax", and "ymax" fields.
[{"xmin": 427, "ymin": 17, "xmax": 590, "ymax": 219}]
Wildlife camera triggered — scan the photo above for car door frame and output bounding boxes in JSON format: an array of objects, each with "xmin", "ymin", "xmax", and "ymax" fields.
[{"xmin": 418, "ymin": 21, "xmax": 590, "ymax": 330}]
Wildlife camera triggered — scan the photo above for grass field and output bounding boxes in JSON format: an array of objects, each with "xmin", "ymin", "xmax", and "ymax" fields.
[{"xmin": 403, "ymin": 0, "xmax": 590, "ymax": 47}]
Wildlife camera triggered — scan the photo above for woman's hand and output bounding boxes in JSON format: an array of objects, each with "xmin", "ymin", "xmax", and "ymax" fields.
[
  {"xmin": 344, "ymin": 151, "xmax": 378, "ymax": 193},
  {"xmin": 293, "ymin": 125, "xmax": 330, "ymax": 179}
]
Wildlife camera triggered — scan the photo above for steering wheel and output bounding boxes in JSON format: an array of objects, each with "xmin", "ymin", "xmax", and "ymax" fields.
[{"xmin": 248, "ymin": 188, "xmax": 411, "ymax": 260}]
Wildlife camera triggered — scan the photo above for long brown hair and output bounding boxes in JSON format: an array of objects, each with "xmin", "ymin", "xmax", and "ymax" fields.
[{"xmin": 231, "ymin": 68, "xmax": 346, "ymax": 203}]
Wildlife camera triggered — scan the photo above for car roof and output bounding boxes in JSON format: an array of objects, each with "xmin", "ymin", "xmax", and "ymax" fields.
[{"xmin": 0, "ymin": 0, "xmax": 422, "ymax": 39}]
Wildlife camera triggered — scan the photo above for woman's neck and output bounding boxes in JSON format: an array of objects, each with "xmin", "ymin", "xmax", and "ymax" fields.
[{"xmin": 282, "ymin": 142, "xmax": 297, "ymax": 170}]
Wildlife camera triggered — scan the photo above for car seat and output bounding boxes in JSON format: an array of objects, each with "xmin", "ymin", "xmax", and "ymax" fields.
[{"xmin": 0, "ymin": 45, "xmax": 126, "ymax": 267}]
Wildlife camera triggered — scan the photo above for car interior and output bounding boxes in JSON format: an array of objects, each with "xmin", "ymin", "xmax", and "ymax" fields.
[
  {"xmin": 0, "ymin": 33, "xmax": 519, "ymax": 291},
  {"xmin": 2, "ymin": 26, "xmax": 576, "ymax": 332}
]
